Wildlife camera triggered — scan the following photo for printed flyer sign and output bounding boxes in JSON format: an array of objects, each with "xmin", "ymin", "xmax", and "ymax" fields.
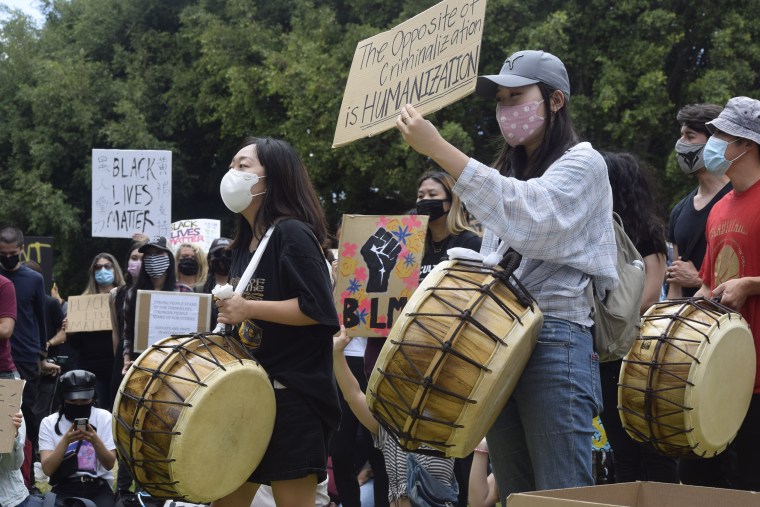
[
  {"xmin": 134, "ymin": 291, "xmax": 212, "ymax": 352},
  {"xmin": 334, "ymin": 214, "xmax": 428, "ymax": 337}
]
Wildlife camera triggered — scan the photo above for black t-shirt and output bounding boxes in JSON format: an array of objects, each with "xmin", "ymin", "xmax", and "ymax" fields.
[
  {"xmin": 70, "ymin": 329, "xmax": 114, "ymax": 380},
  {"xmin": 419, "ymin": 230, "xmax": 482, "ymax": 282},
  {"xmin": 668, "ymin": 183, "xmax": 732, "ymax": 297},
  {"xmin": 229, "ymin": 219, "xmax": 341, "ymax": 429}
]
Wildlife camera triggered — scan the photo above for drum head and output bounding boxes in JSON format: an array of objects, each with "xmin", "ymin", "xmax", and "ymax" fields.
[
  {"xmin": 168, "ymin": 358, "xmax": 275, "ymax": 502},
  {"xmin": 685, "ymin": 317, "xmax": 756, "ymax": 456}
]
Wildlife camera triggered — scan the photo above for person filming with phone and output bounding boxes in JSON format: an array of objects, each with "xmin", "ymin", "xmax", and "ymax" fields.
[{"xmin": 38, "ymin": 370, "xmax": 116, "ymax": 506}]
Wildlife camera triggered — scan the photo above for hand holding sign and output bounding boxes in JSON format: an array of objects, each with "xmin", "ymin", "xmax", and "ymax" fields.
[
  {"xmin": 361, "ymin": 228, "xmax": 402, "ymax": 292},
  {"xmin": 396, "ymin": 104, "xmax": 444, "ymax": 157}
]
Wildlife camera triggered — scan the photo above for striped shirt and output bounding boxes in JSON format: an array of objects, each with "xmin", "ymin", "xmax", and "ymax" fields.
[
  {"xmin": 374, "ymin": 427, "xmax": 455, "ymax": 503},
  {"xmin": 452, "ymin": 142, "xmax": 618, "ymax": 326}
]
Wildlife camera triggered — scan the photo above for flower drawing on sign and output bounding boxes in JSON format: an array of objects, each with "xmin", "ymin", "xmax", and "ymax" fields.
[
  {"xmin": 403, "ymin": 252, "xmax": 416, "ymax": 268},
  {"xmin": 391, "ymin": 224, "xmax": 412, "ymax": 245},
  {"xmin": 354, "ymin": 267, "xmax": 368, "ymax": 282},
  {"xmin": 403, "ymin": 214, "xmax": 422, "ymax": 229},
  {"xmin": 342, "ymin": 242, "xmax": 357, "ymax": 258},
  {"xmin": 347, "ymin": 278, "xmax": 362, "ymax": 294}
]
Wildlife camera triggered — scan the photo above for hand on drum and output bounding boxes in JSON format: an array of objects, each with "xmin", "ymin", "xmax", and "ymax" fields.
[
  {"xmin": 666, "ymin": 258, "xmax": 701, "ymax": 288},
  {"xmin": 713, "ymin": 278, "xmax": 751, "ymax": 311},
  {"xmin": 333, "ymin": 325, "xmax": 352, "ymax": 354},
  {"xmin": 216, "ymin": 293, "xmax": 252, "ymax": 326},
  {"xmin": 395, "ymin": 104, "xmax": 445, "ymax": 158}
]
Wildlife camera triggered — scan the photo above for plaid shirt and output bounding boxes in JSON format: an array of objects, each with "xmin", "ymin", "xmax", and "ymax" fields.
[{"xmin": 453, "ymin": 142, "xmax": 618, "ymax": 326}]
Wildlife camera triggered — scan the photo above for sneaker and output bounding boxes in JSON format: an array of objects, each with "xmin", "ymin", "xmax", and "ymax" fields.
[{"xmin": 33, "ymin": 462, "xmax": 48, "ymax": 484}]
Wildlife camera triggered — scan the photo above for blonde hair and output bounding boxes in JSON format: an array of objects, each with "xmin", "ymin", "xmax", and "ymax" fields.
[
  {"xmin": 82, "ymin": 253, "xmax": 126, "ymax": 295},
  {"xmin": 418, "ymin": 171, "xmax": 478, "ymax": 237},
  {"xmin": 174, "ymin": 243, "xmax": 208, "ymax": 284}
]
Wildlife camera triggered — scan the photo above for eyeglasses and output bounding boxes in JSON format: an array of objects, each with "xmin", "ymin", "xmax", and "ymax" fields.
[
  {"xmin": 94, "ymin": 263, "xmax": 114, "ymax": 271},
  {"xmin": 210, "ymin": 251, "xmax": 232, "ymax": 261}
]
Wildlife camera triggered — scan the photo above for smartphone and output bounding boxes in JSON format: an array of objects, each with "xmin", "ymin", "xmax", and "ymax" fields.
[{"xmin": 74, "ymin": 418, "xmax": 88, "ymax": 432}]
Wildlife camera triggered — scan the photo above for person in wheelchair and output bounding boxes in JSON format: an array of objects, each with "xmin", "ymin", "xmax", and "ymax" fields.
[{"xmin": 38, "ymin": 370, "xmax": 116, "ymax": 506}]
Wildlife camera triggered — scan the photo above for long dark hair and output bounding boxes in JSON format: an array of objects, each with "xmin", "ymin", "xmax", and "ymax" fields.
[
  {"xmin": 602, "ymin": 152, "xmax": 667, "ymax": 256},
  {"xmin": 229, "ymin": 137, "xmax": 328, "ymax": 250},
  {"xmin": 492, "ymin": 83, "xmax": 579, "ymax": 180}
]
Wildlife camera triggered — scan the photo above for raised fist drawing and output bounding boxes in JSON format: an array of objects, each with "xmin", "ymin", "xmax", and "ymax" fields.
[{"xmin": 361, "ymin": 228, "xmax": 402, "ymax": 292}]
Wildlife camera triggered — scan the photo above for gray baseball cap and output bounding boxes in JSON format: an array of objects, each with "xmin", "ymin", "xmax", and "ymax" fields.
[
  {"xmin": 476, "ymin": 50, "xmax": 571, "ymax": 99},
  {"xmin": 707, "ymin": 96, "xmax": 760, "ymax": 145}
]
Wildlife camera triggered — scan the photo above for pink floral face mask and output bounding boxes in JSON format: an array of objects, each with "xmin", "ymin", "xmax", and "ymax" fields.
[{"xmin": 496, "ymin": 100, "xmax": 546, "ymax": 147}]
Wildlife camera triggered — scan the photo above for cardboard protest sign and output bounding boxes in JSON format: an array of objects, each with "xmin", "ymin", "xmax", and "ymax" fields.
[
  {"xmin": 0, "ymin": 379, "xmax": 24, "ymax": 453},
  {"xmin": 91, "ymin": 149, "xmax": 172, "ymax": 238},
  {"xmin": 169, "ymin": 219, "xmax": 221, "ymax": 253},
  {"xmin": 333, "ymin": 0, "xmax": 486, "ymax": 147},
  {"xmin": 134, "ymin": 290, "xmax": 212, "ymax": 352},
  {"xmin": 67, "ymin": 294, "xmax": 112, "ymax": 333},
  {"xmin": 334, "ymin": 214, "xmax": 428, "ymax": 337},
  {"xmin": 21, "ymin": 236, "xmax": 54, "ymax": 293}
]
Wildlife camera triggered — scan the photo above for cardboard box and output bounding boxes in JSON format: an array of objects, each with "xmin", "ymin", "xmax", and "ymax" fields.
[{"xmin": 508, "ymin": 482, "xmax": 760, "ymax": 506}]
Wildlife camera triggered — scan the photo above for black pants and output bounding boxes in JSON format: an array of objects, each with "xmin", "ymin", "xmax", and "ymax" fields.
[
  {"xmin": 599, "ymin": 360, "xmax": 678, "ymax": 483},
  {"xmin": 16, "ymin": 362, "xmax": 42, "ymax": 460},
  {"xmin": 53, "ymin": 478, "xmax": 115, "ymax": 507},
  {"xmin": 733, "ymin": 394, "xmax": 760, "ymax": 491}
]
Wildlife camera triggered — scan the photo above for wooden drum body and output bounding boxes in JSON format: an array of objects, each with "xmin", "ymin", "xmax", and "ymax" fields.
[
  {"xmin": 367, "ymin": 259, "xmax": 543, "ymax": 458},
  {"xmin": 113, "ymin": 333, "xmax": 275, "ymax": 502},
  {"xmin": 619, "ymin": 298, "xmax": 755, "ymax": 458}
]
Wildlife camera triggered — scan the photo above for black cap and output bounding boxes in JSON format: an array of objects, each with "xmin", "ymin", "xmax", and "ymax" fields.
[
  {"xmin": 208, "ymin": 237, "xmax": 232, "ymax": 255},
  {"xmin": 138, "ymin": 235, "xmax": 173, "ymax": 255},
  {"xmin": 58, "ymin": 370, "xmax": 96, "ymax": 401}
]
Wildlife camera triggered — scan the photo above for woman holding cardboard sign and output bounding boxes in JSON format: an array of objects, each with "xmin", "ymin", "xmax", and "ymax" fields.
[
  {"xmin": 120, "ymin": 236, "xmax": 178, "ymax": 375},
  {"xmin": 67, "ymin": 253, "xmax": 125, "ymax": 409},
  {"xmin": 212, "ymin": 137, "xmax": 339, "ymax": 507},
  {"xmin": 396, "ymin": 50, "xmax": 618, "ymax": 503}
]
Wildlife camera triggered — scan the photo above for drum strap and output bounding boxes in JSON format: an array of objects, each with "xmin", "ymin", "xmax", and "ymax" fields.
[
  {"xmin": 213, "ymin": 225, "xmax": 275, "ymax": 334},
  {"xmin": 235, "ymin": 225, "xmax": 276, "ymax": 296}
]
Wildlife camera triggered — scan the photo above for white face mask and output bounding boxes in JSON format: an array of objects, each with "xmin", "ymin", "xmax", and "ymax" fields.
[{"xmin": 219, "ymin": 169, "xmax": 266, "ymax": 213}]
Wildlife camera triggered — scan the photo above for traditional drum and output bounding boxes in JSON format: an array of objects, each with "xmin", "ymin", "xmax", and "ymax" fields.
[
  {"xmin": 113, "ymin": 333, "xmax": 275, "ymax": 502},
  {"xmin": 619, "ymin": 298, "xmax": 755, "ymax": 458},
  {"xmin": 367, "ymin": 257, "xmax": 543, "ymax": 458}
]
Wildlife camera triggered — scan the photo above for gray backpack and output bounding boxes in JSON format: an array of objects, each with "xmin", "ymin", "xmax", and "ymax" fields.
[{"xmin": 589, "ymin": 213, "xmax": 646, "ymax": 362}]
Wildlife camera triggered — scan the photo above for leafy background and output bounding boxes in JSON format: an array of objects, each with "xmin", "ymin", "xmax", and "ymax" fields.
[{"xmin": 0, "ymin": 0, "xmax": 758, "ymax": 295}]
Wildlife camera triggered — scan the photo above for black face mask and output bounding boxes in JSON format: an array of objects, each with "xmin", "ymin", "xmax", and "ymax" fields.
[
  {"xmin": 210, "ymin": 258, "xmax": 231, "ymax": 276},
  {"xmin": 0, "ymin": 254, "xmax": 19, "ymax": 271},
  {"xmin": 62, "ymin": 402, "xmax": 92, "ymax": 422},
  {"xmin": 178, "ymin": 257, "xmax": 199, "ymax": 276},
  {"xmin": 416, "ymin": 199, "xmax": 449, "ymax": 221}
]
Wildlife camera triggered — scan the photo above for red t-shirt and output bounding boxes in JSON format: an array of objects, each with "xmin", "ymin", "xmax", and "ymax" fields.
[
  {"xmin": 0, "ymin": 273, "xmax": 17, "ymax": 372},
  {"xmin": 700, "ymin": 178, "xmax": 760, "ymax": 392}
]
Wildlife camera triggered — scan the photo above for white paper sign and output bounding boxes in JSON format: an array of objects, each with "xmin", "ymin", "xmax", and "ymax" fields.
[
  {"xmin": 169, "ymin": 219, "xmax": 221, "ymax": 253},
  {"xmin": 146, "ymin": 293, "xmax": 201, "ymax": 348},
  {"xmin": 91, "ymin": 149, "xmax": 172, "ymax": 238}
]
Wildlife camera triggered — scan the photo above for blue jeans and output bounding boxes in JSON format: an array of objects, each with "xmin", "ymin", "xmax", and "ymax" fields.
[{"xmin": 486, "ymin": 318, "xmax": 602, "ymax": 505}]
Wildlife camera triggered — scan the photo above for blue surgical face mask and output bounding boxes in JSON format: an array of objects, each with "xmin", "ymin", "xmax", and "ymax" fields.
[
  {"xmin": 703, "ymin": 136, "xmax": 746, "ymax": 177},
  {"xmin": 94, "ymin": 268, "xmax": 115, "ymax": 286}
]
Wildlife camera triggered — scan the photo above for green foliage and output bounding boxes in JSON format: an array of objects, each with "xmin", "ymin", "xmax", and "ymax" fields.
[{"xmin": 0, "ymin": 0, "xmax": 758, "ymax": 293}]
